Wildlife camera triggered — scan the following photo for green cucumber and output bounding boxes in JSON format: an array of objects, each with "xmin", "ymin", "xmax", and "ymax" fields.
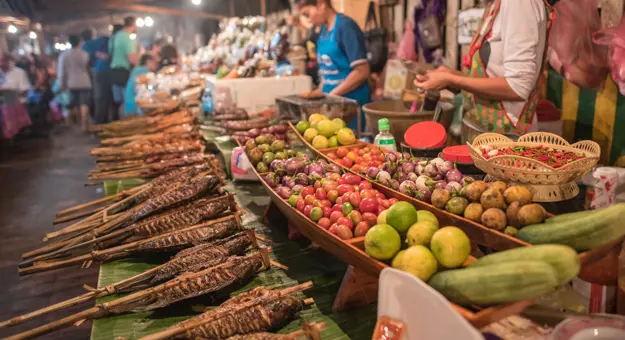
[
  {"xmin": 545, "ymin": 209, "xmax": 599, "ymax": 224},
  {"xmin": 563, "ymin": 220, "xmax": 625, "ymax": 251},
  {"xmin": 468, "ymin": 245, "xmax": 580, "ymax": 285},
  {"xmin": 517, "ymin": 204, "xmax": 625, "ymax": 245},
  {"xmin": 429, "ymin": 261, "xmax": 558, "ymax": 306}
]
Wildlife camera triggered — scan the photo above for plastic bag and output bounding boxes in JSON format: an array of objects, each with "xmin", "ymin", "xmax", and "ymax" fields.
[
  {"xmin": 593, "ymin": 17, "xmax": 625, "ymax": 96},
  {"xmin": 397, "ymin": 21, "xmax": 418, "ymax": 62},
  {"xmin": 547, "ymin": 0, "xmax": 609, "ymax": 90}
]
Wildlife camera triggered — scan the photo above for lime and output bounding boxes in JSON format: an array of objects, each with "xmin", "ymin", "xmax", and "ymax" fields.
[
  {"xmin": 332, "ymin": 118, "xmax": 347, "ymax": 129},
  {"xmin": 386, "ymin": 202, "xmax": 418, "ymax": 233},
  {"xmin": 395, "ymin": 245, "xmax": 438, "ymax": 281},
  {"xmin": 417, "ymin": 210, "xmax": 439, "ymax": 228},
  {"xmin": 406, "ymin": 221, "xmax": 439, "ymax": 247},
  {"xmin": 430, "ymin": 226, "xmax": 471, "ymax": 269},
  {"xmin": 365, "ymin": 224, "xmax": 401, "ymax": 260},
  {"xmin": 317, "ymin": 119, "xmax": 339, "ymax": 138},
  {"xmin": 296, "ymin": 121, "xmax": 310, "ymax": 135},
  {"xmin": 377, "ymin": 209, "xmax": 388, "ymax": 224}
]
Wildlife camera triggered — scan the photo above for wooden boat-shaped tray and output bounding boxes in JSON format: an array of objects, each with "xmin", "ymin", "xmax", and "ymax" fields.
[{"xmin": 286, "ymin": 123, "xmax": 619, "ymax": 267}]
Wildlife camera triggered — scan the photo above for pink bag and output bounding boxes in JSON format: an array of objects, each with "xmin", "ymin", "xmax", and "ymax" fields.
[
  {"xmin": 547, "ymin": 0, "xmax": 609, "ymax": 90},
  {"xmin": 397, "ymin": 21, "xmax": 417, "ymax": 62},
  {"xmin": 593, "ymin": 17, "xmax": 625, "ymax": 95}
]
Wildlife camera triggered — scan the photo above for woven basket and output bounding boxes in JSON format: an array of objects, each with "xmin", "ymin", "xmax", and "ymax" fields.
[{"xmin": 469, "ymin": 132, "xmax": 600, "ymax": 186}]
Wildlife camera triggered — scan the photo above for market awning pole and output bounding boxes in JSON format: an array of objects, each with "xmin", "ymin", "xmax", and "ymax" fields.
[{"xmin": 261, "ymin": 0, "xmax": 267, "ymax": 16}]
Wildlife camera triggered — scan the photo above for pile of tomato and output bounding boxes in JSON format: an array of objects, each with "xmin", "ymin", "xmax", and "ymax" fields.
[{"xmin": 325, "ymin": 145, "xmax": 385, "ymax": 173}]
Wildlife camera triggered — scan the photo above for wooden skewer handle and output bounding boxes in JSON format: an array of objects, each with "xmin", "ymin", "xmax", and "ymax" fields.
[{"xmin": 3, "ymin": 306, "xmax": 101, "ymax": 340}]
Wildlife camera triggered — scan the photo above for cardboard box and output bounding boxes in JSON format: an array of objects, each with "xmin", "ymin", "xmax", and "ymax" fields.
[{"xmin": 384, "ymin": 60, "xmax": 433, "ymax": 99}]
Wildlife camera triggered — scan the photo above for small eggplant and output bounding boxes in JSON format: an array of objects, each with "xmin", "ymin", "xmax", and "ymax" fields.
[{"xmin": 367, "ymin": 167, "xmax": 381, "ymax": 179}]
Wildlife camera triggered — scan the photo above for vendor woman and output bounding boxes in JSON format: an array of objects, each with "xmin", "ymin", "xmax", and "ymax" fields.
[
  {"xmin": 299, "ymin": 0, "xmax": 371, "ymax": 130},
  {"xmin": 414, "ymin": 0, "xmax": 553, "ymax": 142}
]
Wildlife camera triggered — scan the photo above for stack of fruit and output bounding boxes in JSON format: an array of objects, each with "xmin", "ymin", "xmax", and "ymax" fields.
[
  {"xmin": 233, "ymin": 124, "xmax": 289, "ymax": 144},
  {"xmin": 295, "ymin": 113, "xmax": 357, "ymax": 149},
  {"xmin": 244, "ymin": 134, "xmax": 308, "ymax": 173},
  {"xmin": 364, "ymin": 201, "xmax": 581, "ymax": 306},
  {"xmin": 430, "ymin": 181, "xmax": 546, "ymax": 236},
  {"xmin": 326, "ymin": 145, "xmax": 385, "ymax": 172},
  {"xmin": 264, "ymin": 159, "xmax": 395, "ymax": 240}
]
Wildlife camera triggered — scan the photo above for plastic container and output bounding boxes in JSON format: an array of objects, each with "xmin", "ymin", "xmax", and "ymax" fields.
[
  {"xmin": 441, "ymin": 145, "xmax": 484, "ymax": 176},
  {"xmin": 401, "ymin": 143, "xmax": 444, "ymax": 159},
  {"xmin": 363, "ymin": 100, "xmax": 455, "ymax": 145},
  {"xmin": 374, "ymin": 118, "xmax": 397, "ymax": 151},
  {"xmin": 404, "ymin": 121, "xmax": 447, "ymax": 149}
]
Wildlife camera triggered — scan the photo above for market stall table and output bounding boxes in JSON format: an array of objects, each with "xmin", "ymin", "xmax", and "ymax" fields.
[{"xmin": 90, "ymin": 181, "xmax": 377, "ymax": 340}]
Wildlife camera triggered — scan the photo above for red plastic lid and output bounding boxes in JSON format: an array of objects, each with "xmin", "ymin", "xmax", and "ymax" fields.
[
  {"xmin": 442, "ymin": 145, "xmax": 473, "ymax": 164},
  {"xmin": 403, "ymin": 121, "xmax": 447, "ymax": 149}
]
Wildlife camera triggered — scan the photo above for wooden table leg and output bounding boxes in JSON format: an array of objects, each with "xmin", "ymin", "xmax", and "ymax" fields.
[{"xmin": 332, "ymin": 265, "xmax": 379, "ymax": 312}]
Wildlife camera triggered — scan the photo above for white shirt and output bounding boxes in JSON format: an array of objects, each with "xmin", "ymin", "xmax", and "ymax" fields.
[
  {"xmin": 0, "ymin": 66, "xmax": 31, "ymax": 92},
  {"xmin": 483, "ymin": 0, "xmax": 547, "ymax": 129}
]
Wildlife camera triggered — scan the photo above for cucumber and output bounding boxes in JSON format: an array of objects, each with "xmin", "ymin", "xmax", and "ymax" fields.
[
  {"xmin": 545, "ymin": 209, "xmax": 599, "ymax": 224},
  {"xmin": 517, "ymin": 204, "xmax": 625, "ymax": 245},
  {"xmin": 468, "ymin": 245, "xmax": 580, "ymax": 285},
  {"xmin": 563, "ymin": 219, "xmax": 625, "ymax": 251},
  {"xmin": 429, "ymin": 261, "xmax": 558, "ymax": 305}
]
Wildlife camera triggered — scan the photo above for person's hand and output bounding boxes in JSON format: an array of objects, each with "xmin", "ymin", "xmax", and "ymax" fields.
[
  {"xmin": 414, "ymin": 70, "xmax": 453, "ymax": 91},
  {"xmin": 434, "ymin": 65, "xmax": 453, "ymax": 73}
]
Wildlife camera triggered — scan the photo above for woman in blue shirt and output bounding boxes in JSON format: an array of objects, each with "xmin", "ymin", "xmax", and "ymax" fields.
[
  {"xmin": 124, "ymin": 54, "xmax": 158, "ymax": 117},
  {"xmin": 299, "ymin": 0, "xmax": 371, "ymax": 130}
]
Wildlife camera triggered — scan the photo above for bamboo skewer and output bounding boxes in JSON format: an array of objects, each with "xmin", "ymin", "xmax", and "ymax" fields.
[
  {"xmin": 9, "ymin": 249, "xmax": 273, "ymax": 340},
  {"xmin": 138, "ymin": 281, "xmax": 314, "ymax": 340},
  {"xmin": 55, "ymin": 186, "xmax": 145, "ymax": 218},
  {"xmin": 53, "ymin": 206, "xmax": 105, "ymax": 225}
]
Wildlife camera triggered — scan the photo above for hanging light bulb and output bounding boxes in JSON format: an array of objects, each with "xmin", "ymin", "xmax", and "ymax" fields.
[
  {"xmin": 29, "ymin": 31, "xmax": 37, "ymax": 39},
  {"xmin": 191, "ymin": 0, "xmax": 202, "ymax": 5},
  {"xmin": 136, "ymin": 17, "xmax": 145, "ymax": 27},
  {"xmin": 144, "ymin": 16, "xmax": 154, "ymax": 27},
  {"xmin": 65, "ymin": 42, "xmax": 71, "ymax": 49},
  {"xmin": 108, "ymin": 24, "xmax": 113, "ymax": 31},
  {"xmin": 130, "ymin": 33, "xmax": 137, "ymax": 40},
  {"xmin": 7, "ymin": 24, "xmax": 17, "ymax": 34}
]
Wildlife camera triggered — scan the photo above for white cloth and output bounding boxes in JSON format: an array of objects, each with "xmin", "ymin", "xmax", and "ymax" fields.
[
  {"xmin": 0, "ymin": 66, "xmax": 30, "ymax": 92},
  {"xmin": 483, "ymin": 0, "xmax": 547, "ymax": 128}
]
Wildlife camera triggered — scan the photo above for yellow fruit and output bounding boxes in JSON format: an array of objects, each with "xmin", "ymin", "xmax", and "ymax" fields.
[
  {"xmin": 303, "ymin": 128, "xmax": 319, "ymax": 142},
  {"xmin": 308, "ymin": 113, "xmax": 326, "ymax": 124},
  {"xmin": 317, "ymin": 119, "xmax": 339, "ymax": 138},
  {"xmin": 312, "ymin": 135, "xmax": 329, "ymax": 149},
  {"xmin": 395, "ymin": 245, "xmax": 438, "ymax": 281},
  {"xmin": 377, "ymin": 210, "xmax": 388, "ymax": 224},
  {"xmin": 430, "ymin": 227, "xmax": 471, "ymax": 269},
  {"xmin": 336, "ymin": 127, "xmax": 356, "ymax": 145},
  {"xmin": 332, "ymin": 118, "xmax": 346, "ymax": 129},
  {"xmin": 406, "ymin": 221, "xmax": 439, "ymax": 247},
  {"xmin": 328, "ymin": 136, "xmax": 339, "ymax": 148}
]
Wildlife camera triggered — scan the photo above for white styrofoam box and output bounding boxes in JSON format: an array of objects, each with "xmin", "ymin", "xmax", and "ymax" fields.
[{"xmin": 205, "ymin": 75, "xmax": 312, "ymax": 113}]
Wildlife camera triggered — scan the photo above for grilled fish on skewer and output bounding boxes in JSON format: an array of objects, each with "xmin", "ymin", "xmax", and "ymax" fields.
[
  {"xmin": 0, "ymin": 230, "xmax": 257, "ymax": 329},
  {"xmin": 6, "ymin": 250, "xmax": 271, "ymax": 340},
  {"xmin": 224, "ymin": 322, "xmax": 326, "ymax": 340},
  {"xmin": 19, "ymin": 215, "xmax": 245, "ymax": 275}
]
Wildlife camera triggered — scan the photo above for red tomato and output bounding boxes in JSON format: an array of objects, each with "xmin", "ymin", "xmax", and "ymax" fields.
[
  {"xmin": 349, "ymin": 194, "xmax": 362, "ymax": 209},
  {"xmin": 328, "ymin": 224, "xmax": 339, "ymax": 235},
  {"xmin": 355, "ymin": 156, "xmax": 365, "ymax": 164},
  {"xmin": 303, "ymin": 205, "xmax": 313, "ymax": 217},
  {"xmin": 315, "ymin": 188, "xmax": 327, "ymax": 200},
  {"xmin": 321, "ymin": 200, "xmax": 332, "ymax": 208},
  {"xmin": 296, "ymin": 199, "xmax": 305, "ymax": 212},
  {"xmin": 327, "ymin": 189, "xmax": 339, "ymax": 203},
  {"xmin": 331, "ymin": 204, "xmax": 342, "ymax": 213},
  {"xmin": 337, "ymin": 217, "xmax": 354, "ymax": 230},
  {"xmin": 358, "ymin": 149, "xmax": 366, "ymax": 156},
  {"xmin": 348, "ymin": 210, "xmax": 362, "ymax": 225},
  {"xmin": 304, "ymin": 195, "xmax": 316, "ymax": 206},
  {"xmin": 301, "ymin": 186, "xmax": 315, "ymax": 198},
  {"xmin": 388, "ymin": 197, "xmax": 399, "ymax": 205},
  {"xmin": 322, "ymin": 206, "xmax": 332, "ymax": 218},
  {"xmin": 318, "ymin": 217, "xmax": 331, "ymax": 229},
  {"xmin": 346, "ymin": 152, "xmax": 357, "ymax": 161},
  {"xmin": 326, "ymin": 152, "xmax": 337, "ymax": 160},
  {"xmin": 341, "ymin": 158, "xmax": 353, "ymax": 168},
  {"xmin": 363, "ymin": 146, "xmax": 371, "ymax": 152},
  {"xmin": 335, "ymin": 197, "xmax": 344, "ymax": 205},
  {"xmin": 359, "ymin": 181, "xmax": 373, "ymax": 191},
  {"xmin": 336, "ymin": 147, "xmax": 348, "ymax": 158},
  {"xmin": 337, "ymin": 178, "xmax": 346, "ymax": 185},
  {"xmin": 314, "ymin": 181, "xmax": 321, "ymax": 189},
  {"xmin": 337, "ymin": 184, "xmax": 355, "ymax": 196},
  {"xmin": 362, "ymin": 212, "xmax": 377, "ymax": 226},
  {"xmin": 376, "ymin": 192, "xmax": 386, "ymax": 200},
  {"xmin": 330, "ymin": 210, "xmax": 343, "ymax": 223},
  {"xmin": 330, "ymin": 173, "xmax": 341, "ymax": 181},
  {"xmin": 360, "ymin": 197, "xmax": 379, "ymax": 214},
  {"xmin": 354, "ymin": 221, "xmax": 370, "ymax": 237},
  {"xmin": 380, "ymin": 199, "xmax": 391, "ymax": 209},
  {"xmin": 367, "ymin": 161, "xmax": 379, "ymax": 168},
  {"xmin": 351, "ymin": 164, "xmax": 364, "ymax": 173},
  {"xmin": 313, "ymin": 200, "xmax": 323, "ymax": 208},
  {"xmin": 350, "ymin": 147, "xmax": 361, "ymax": 153},
  {"xmin": 361, "ymin": 189, "xmax": 377, "ymax": 199},
  {"xmin": 371, "ymin": 149, "xmax": 381, "ymax": 156}
]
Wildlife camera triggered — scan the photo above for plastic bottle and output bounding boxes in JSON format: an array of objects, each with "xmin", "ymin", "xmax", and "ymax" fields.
[{"xmin": 374, "ymin": 118, "xmax": 397, "ymax": 152}]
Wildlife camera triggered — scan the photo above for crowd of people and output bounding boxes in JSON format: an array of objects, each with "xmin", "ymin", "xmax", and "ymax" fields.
[{"xmin": 0, "ymin": 15, "xmax": 178, "ymax": 141}]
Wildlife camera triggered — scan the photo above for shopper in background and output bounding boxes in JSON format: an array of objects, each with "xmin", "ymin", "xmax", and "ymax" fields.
[
  {"xmin": 150, "ymin": 38, "xmax": 166, "ymax": 59},
  {"xmin": 59, "ymin": 35, "xmax": 92, "ymax": 132},
  {"xmin": 124, "ymin": 54, "xmax": 159, "ymax": 118},
  {"xmin": 299, "ymin": 0, "xmax": 371, "ymax": 130},
  {"xmin": 158, "ymin": 44, "xmax": 178, "ymax": 69},
  {"xmin": 84, "ymin": 25, "xmax": 118, "ymax": 124},
  {"xmin": 0, "ymin": 54, "xmax": 32, "ymax": 140},
  {"xmin": 109, "ymin": 16, "xmax": 138, "ymax": 115}
]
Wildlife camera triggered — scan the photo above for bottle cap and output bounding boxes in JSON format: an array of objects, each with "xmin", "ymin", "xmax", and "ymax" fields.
[{"xmin": 378, "ymin": 118, "xmax": 390, "ymax": 131}]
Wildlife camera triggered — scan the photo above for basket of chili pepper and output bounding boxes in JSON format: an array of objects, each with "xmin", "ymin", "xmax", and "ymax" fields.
[{"xmin": 467, "ymin": 132, "xmax": 600, "ymax": 202}]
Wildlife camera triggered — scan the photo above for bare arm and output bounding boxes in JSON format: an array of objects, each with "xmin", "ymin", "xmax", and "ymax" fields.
[
  {"xmin": 96, "ymin": 51, "xmax": 109, "ymax": 60},
  {"xmin": 414, "ymin": 72, "xmax": 523, "ymax": 102},
  {"xmin": 329, "ymin": 63, "xmax": 370, "ymax": 96},
  {"xmin": 128, "ymin": 53, "xmax": 138, "ymax": 66}
]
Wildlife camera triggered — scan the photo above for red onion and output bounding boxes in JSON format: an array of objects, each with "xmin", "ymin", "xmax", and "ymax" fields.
[
  {"xmin": 285, "ymin": 158, "xmax": 306, "ymax": 175},
  {"xmin": 277, "ymin": 186, "xmax": 292, "ymax": 199},
  {"xmin": 434, "ymin": 181, "xmax": 447, "ymax": 190}
]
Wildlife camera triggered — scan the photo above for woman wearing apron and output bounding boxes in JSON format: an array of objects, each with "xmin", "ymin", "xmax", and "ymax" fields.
[
  {"xmin": 414, "ymin": 0, "xmax": 554, "ymax": 142},
  {"xmin": 299, "ymin": 0, "xmax": 371, "ymax": 130}
]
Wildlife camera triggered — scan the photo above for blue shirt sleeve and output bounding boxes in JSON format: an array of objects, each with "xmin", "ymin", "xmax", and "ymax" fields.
[
  {"xmin": 335, "ymin": 16, "xmax": 368, "ymax": 68},
  {"xmin": 82, "ymin": 40, "xmax": 97, "ymax": 68}
]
